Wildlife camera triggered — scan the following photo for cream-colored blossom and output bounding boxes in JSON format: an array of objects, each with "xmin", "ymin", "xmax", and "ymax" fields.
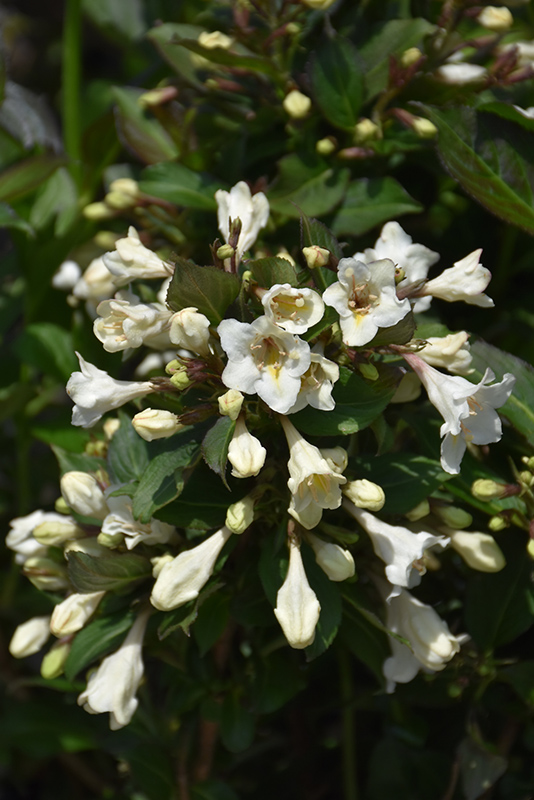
[
  {"xmin": 227, "ymin": 416, "xmax": 267, "ymax": 478},
  {"xmin": 50, "ymin": 592, "xmax": 106, "ymax": 637},
  {"xmin": 103, "ymin": 227, "xmax": 172, "ymax": 287},
  {"xmin": 9, "ymin": 616, "xmax": 51, "ymax": 658},
  {"xmin": 274, "ymin": 535, "xmax": 321, "ymax": 649}
]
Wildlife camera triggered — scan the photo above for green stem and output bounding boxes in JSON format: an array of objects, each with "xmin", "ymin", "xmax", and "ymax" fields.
[
  {"xmin": 338, "ymin": 648, "xmax": 358, "ymax": 800},
  {"xmin": 62, "ymin": 0, "xmax": 82, "ymax": 188}
]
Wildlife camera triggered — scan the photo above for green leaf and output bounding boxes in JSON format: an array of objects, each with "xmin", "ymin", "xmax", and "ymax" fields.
[
  {"xmin": 478, "ymin": 101, "xmax": 534, "ymax": 133},
  {"xmin": 339, "ymin": 605, "xmax": 389, "ymax": 683},
  {"xmin": 64, "ymin": 609, "xmax": 136, "ymax": 680},
  {"xmin": 292, "ymin": 365, "xmax": 400, "ymax": 436},
  {"xmin": 52, "ymin": 445, "xmax": 107, "ymax": 475},
  {"xmin": 469, "ymin": 339, "xmax": 534, "ymax": 446},
  {"xmin": 500, "ymin": 660, "xmax": 534, "ymax": 704},
  {"xmin": 465, "ymin": 539, "xmax": 534, "ymax": 650},
  {"xmin": 127, "ymin": 742, "xmax": 176, "ymax": 800},
  {"xmin": 458, "ymin": 738, "xmax": 507, "ymax": 800},
  {"xmin": 300, "ymin": 213, "xmax": 344, "ymax": 260},
  {"xmin": 155, "ymin": 463, "xmax": 233, "ymax": 531},
  {"xmin": 252, "ymin": 651, "xmax": 306, "ymax": 714},
  {"xmin": 31, "ymin": 420, "xmax": 90, "ymax": 452},
  {"xmin": 147, "ymin": 23, "xmax": 205, "ymax": 89},
  {"xmin": 258, "ymin": 523, "xmax": 288, "ymax": 606},
  {"xmin": 351, "ymin": 454, "xmax": 452, "ymax": 515},
  {"xmin": 193, "ymin": 591, "xmax": 231, "ymax": 656},
  {"xmin": 201, "ymin": 416, "xmax": 235, "ymax": 488},
  {"xmin": 132, "ymin": 441, "xmax": 200, "ymax": 523},
  {"xmin": 82, "ymin": 0, "xmax": 146, "ymax": 41},
  {"xmin": 269, "ymin": 154, "xmax": 350, "ymax": 218},
  {"xmin": 67, "ymin": 551, "xmax": 151, "ymax": 593},
  {"xmin": 140, "ymin": 162, "xmax": 223, "ymax": 210},
  {"xmin": 0, "ymin": 154, "xmax": 66, "ymax": 203},
  {"xmin": 166, "ymin": 257, "xmax": 240, "ymax": 324},
  {"xmin": 157, "ymin": 600, "xmax": 197, "ymax": 640},
  {"xmin": 248, "ymin": 256, "xmax": 299, "ymax": 288},
  {"xmin": 0, "ymin": 202, "xmax": 34, "ymax": 235},
  {"xmin": 29, "ymin": 167, "xmax": 78, "ymax": 236},
  {"xmin": 360, "ymin": 18, "xmax": 436, "ymax": 100},
  {"xmin": 112, "ymin": 86, "xmax": 179, "ymax": 164},
  {"xmin": 107, "ymin": 409, "xmax": 149, "ymax": 483},
  {"xmin": 332, "ymin": 177, "xmax": 422, "ymax": 237},
  {"xmin": 174, "ymin": 37, "xmax": 278, "ymax": 79},
  {"xmin": 14, "ymin": 322, "xmax": 79, "ymax": 382},
  {"xmin": 310, "ymin": 36, "xmax": 363, "ymax": 130},
  {"xmin": 220, "ymin": 691, "xmax": 255, "ymax": 753},
  {"xmin": 366, "ymin": 311, "xmax": 416, "ymax": 347},
  {"xmin": 418, "ymin": 104, "xmax": 534, "ymax": 234}
]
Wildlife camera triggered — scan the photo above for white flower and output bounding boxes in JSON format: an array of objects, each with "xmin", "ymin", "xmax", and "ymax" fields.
[
  {"xmin": 9, "ymin": 616, "xmax": 51, "ymax": 658},
  {"xmin": 52, "ymin": 260, "xmax": 82, "ymax": 290},
  {"xmin": 445, "ymin": 528, "xmax": 506, "ymax": 572},
  {"xmin": 94, "ymin": 292, "xmax": 173, "ymax": 353},
  {"xmin": 101, "ymin": 496, "xmax": 175, "ymax": 550},
  {"xmin": 420, "ymin": 249, "xmax": 494, "ymax": 307},
  {"xmin": 103, "ymin": 227, "xmax": 172, "ymax": 287},
  {"xmin": 513, "ymin": 105, "xmax": 534, "ymax": 120},
  {"xmin": 404, "ymin": 354, "xmax": 516, "ymax": 474},
  {"xmin": 169, "ymin": 307, "xmax": 211, "ymax": 356},
  {"xmin": 227, "ymin": 416, "xmax": 266, "ymax": 478},
  {"xmin": 215, "ymin": 181, "xmax": 269, "ymax": 262},
  {"xmin": 287, "ymin": 349, "xmax": 339, "ymax": 413},
  {"xmin": 343, "ymin": 501, "xmax": 448, "ymax": 589},
  {"xmin": 281, "ymin": 416, "xmax": 346, "ymax": 530},
  {"xmin": 6, "ymin": 510, "xmax": 62, "ymax": 564},
  {"xmin": 77, "ymin": 609, "xmax": 150, "ymax": 729},
  {"xmin": 418, "ymin": 332, "xmax": 473, "ymax": 375},
  {"xmin": 50, "ymin": 591, "xmax": 106, "ymax": 637},
  {"xmin": 218, "ymin": 316, "xmax": 311, "ymax": 414},
  {"xmin": 306, "ymin": 532, "xmax": 355, "ymax": 582},
  {"xmin": 262, "ymin": 283, "xmax": 324, "ymax": 334},
  {"xmin": 60, "ymin": 472, "xmax": 109, "ymax": 519},
  {"xmin": 355, "ymin": 221, "xmax": 439, "ymax": 313},
  {"xmin": 72, "ymin": 257, "xmax": 115, "ymax": 304},
  {"xmin": 132, "ymin": 408, "xmax": 184, "ymax": 441},
  {"xmin": 434, "ymin": 63, "xmax": 487, "ymax": 84},
  {"xmin": 150, "ymin": 526, "xmax": 233, "ymax": 611},
  {"xmin": 274, "ymin": 535, "xmax": 321, "ymax": 649},
  {"xmin": 322, "ymin": 257, "xmax": 411, "ymax": 347},
  {"xmin": 383, "ymin": 588, "xmax": 462, "ymax": 692},
  {"xmin": 67, "ymin": 352, "xmax": 154, "ymax": 428}
]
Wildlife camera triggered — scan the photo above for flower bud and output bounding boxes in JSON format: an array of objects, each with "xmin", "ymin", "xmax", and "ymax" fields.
[
  {"xmin": 225, "ymin": 495, "xmax": 255, "ymax": 534},
  {"xmin": 528, "ymin": 539, "xmax": 534, "ymax": 560},
  {"xmin": 109, "ymin": 178, "xmax": 139, "ymax": 197},
  {"xmin": 353, "ymin": 118, "xmax": 379, "ymax": 144},
  {"xmin": 411, "ymin": 116, "xmax": 438, "ymax": 138},
  {"xmin": 448, "ymin": 530, "xmax": 506, "ymax": 572},
  {"xmin": 138, "ymin": 86, "xmax": 178, "ymax": 107},
  {"xmin": 400, "ymin": 46, "xmax": 422, "ymax": 68},
  {"xmin": 488, "ymin": 515, "xmax": 508, "ymax": 532},
  {"xmin": 23, "ymin": 557, "xmax": 69, "ymax": 592},
  {"xmin": 60, "ymin": 472, "xmax": 108, "ymax": 520},
  {"xmin": 477, "ymin": 6, "xmax": 513, "ymax": 31},
  {"xmin": 405, "ymin": 499, "xmax": 430, "ymax": 521},
  {"xmin": 316, "ymin": 137, "xmax": 336, "ymax": 155},
  {"xmin": 65, "ymin": 536, "xmax": 109, "ymax": 558},
  {"xmin": 33, "ymin": 519, "xmax": 84, "ymax": 546},
  {"xmin": 54, "ymin": 497, "xmax": 71, "ymax": 514},
  {"xmin": 302, "ymin": 245, "xmax": 330, "ymax": 269},
  {"xmin": 520, "ymin": 470, "xmax": 534, "ymax": 487},
  {"xmin": 151, "ymin": 554, "xmax": 175, "ymax": 578},
  {"xmin": 217, "ymin": 244, "xmax": 235, "ymax": 260},
  {"xmin": 358, "ymin": 363, "xmax": 379, "ymax": 381},
  {"xmin": 306, "ymin": 532, "xmax": 355, "ymax": 582},
  {"xmin": 283, "ymin": 90, "xmax": 312, "ymax": 119},
  {"xmin": 83, "ymin": 202, "xmax": 115, "ymax": 220},
  {"xmin": 169, "ymin": 307, "xmax": 211, "ymax": 357},
  {"xmin": 228, "ymin": 416, "xmax": 266, "ymax": 479},
  {"xmin": 471, "ymin": 478, "xmax": 509, "ymax": 501},
  {"xmin": 41, "ymin": 641, "xmax": 71, "ymax": 680},
  {"xmin": 97, "ymin": 531, "xmax": 124, "ymax": 548},
  {"xmin": 50, "ymin": 591, "xmax": 106, "ymax": 637},
  {"xmin": 132, "ymin": 408, "xmax": 184, "ymax": 441},
  {"xmin": 274, "ymin": 536, "xmax": 321, "ymax": 649},
  {"xmin": 343, "ymin": 479, "xmax": 385, "ymax": 512},
  {"xmin": 320, "ymin": 447, "xmax": 348, "ymax": 474},
  {"xmin": 433, "ymin": 506, "xmax": 473, "ymax": 529},
  {"xmin": 104, "ymin": 418, "xmax": 121, "ymax": 439},
  {"xmin": 9, "ymin": 616, "xmax": 51, "ymax": 658},
  {"xmin": 170, "ymin": 369, "xmax": 194, "ymax": 390},
  {"xmin": 105, "ymin": 190, "xmax": 136, "ymax": 210},
  {"xmin": 198, "ymin": 30, "xmax": 234, "ymax": 49},
  {"xmin": 522, "ymin": 456, "xmax": 534, "ymax": 471},
  {"xmin": 218, "ymin": 389, "xmax": 244, "ymax": 421}
]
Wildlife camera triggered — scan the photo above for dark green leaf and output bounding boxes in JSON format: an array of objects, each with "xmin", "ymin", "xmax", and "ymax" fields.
[
  {"xmin": 332, "ymin": 177, "xmax": 422, "ymax": 237},
  {"xmin": 31, "ymin": 420, "xmax": 90, "ymax": 452},
  {"xmin": 112, "ymin": 86, "xmax": 178, "ymax": 164},
  {"xmin": 191, "ymin": 780, "xmax": 239, "ymax": 800},
  {"xmin": 340, "ymin": 606, "xmax": 389, "ymax": 682},
  {"xmin": 14, "ymin": 322, "xmax": 79, "ymax": 382},
  {"xmin": 67, "ymin": 551, "xmax": 151, "ymax": 593},
  {"xmin": 166, "ymin": 257, "xmax": 240, "ymax": 324},
  {"xmin": 252, "ymin": 651, "xmax": 306, "ymax": 714},
  {"xmin": 248, "ymin": 256, "xmax": 298, "ymax": 288},
  {"xmin": 107, "ymin": 409, "xmax": 149, "ymax": 483},
  {"xmin": 220, "ymin": 691, "xmax": 255, "ymax": 753},
  {"xmin": 132, "ymin": 441, "xmax": 200, "ymax": 523},
  {"xmin": 366, "ymin": 311, "xmax": 416, "ymax": 347},
  {"xmin": 478, "ymin": 101, "xmax": 534, "ymax": 133},
  {"xmin": 147, "ymin": 23, "xmax": 205, "ymax": 89},
  {"xmin": 258, "ymin": 522, "xmax": 288, "ymax": 606},
  {"xmin": 64, "ymin": 609, "xmax": 136, "ymax": 680},
  {"xmin": 418, "ymin": 104, "xmax": 534, "ymax": 234},
  {"xmin": 155, "ymin": 462, "xmax": 233, "ymax": 531},
  {"xmin": 82, "ymin": 0, "xmax": 146, "ymax": 41},
  {"xmin": 292, "ymin": 365, "xmax": 400, "ymax": 436},
  {"xmin": 29, "ymin": 167, "xmax": 78, "ymax": 236},
  {"xmin": 500, "ymin": 661, "xmax": 534, "ymax": 704},
  {"xmin": 310, "ymin": 37, "xmax": 363, "ymax": 130},
  {"xmin": 458, "ymin": 738, "xmax": 507, "ymax": 800},
  {"xmin": 269, "ymin": 154, "xmax": 350, "ymax": 218},
  {"xmin": 193, "ymin": 591, "xmax": 231, "ymax": 656},
  {"xmin": 201, "ymin": 416, "xmax": 235, "ymax": 488},
  {"xmin": 0, "ymin": 202, "xmax": 34, "ymax": 235},
  {"xmin": 300, "ymin": 213, "xmax": 344, "ymax": 260},
  {"xmin": 140, "ymin": 162, "xmax": 223, "ymax": 210},
  {"xmin": 174, "ymin": 37, "xmax": 278, "ymax": 79},
  {"xmin": 52, "ymin": 445, "xmax": 107, "ymax": 475},
  {"xmin": 367, "ymin": 737, "xmax": 450, "ymax": 800},
  {"xmin": 157, "ymin": 600, "xmax": 197, "ymax": 640},
  {"xmin": 0, "ymin": 154, "xmax": 66, "ymax": 203},
  {"xmin": 127, "ymin": 741, "xmax": 175, "ymax": 800}
]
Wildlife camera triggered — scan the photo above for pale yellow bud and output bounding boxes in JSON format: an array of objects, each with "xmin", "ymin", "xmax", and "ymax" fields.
[
  {"xmin": 275, "ymin": 249, "xmax": 296, "ymax": 266},
  {"xmin": 471, "ymin": 478, "xmax": 508, "ymax": 501},
  {"xmin": 94, "ymin": 231, "xmax": 119, "ymax": 250},
  {"xmin": 488, "ymin": 515, "xmax": 508, "ymax": 532},
  {"xmin": 283, "ymin": 90, "xmax": 312, "ymax": 119},
  {"xmin": 217, "ymin": 243, "xmax": 235, "ymax": 260},
  {"xmin": 306, "ymin": 532, "xmax": 355, "ymax": 582},
  {"xmin": 225, "ymin": 496, "xmax": 255, "ymax": 534},
  {"xmin": 83, "ymin": 202, "xmax": 115, "ymax": 220},
  {"xmin": 170, "ymin": 370, "xmax": 193, "ymax": 390},
  {"xmin": 519, "ymin": 470, "xmax": 534, "ymax": 487},
  {"xmin": 354, "ymin": 118, "xmax": 379, "ymax": 144},
  {"xmin": 433, "ymin": 506, "xmax": 473, "ymax": 530},
  {"xmin": 528, "ymin": 539, "xmax": 534, "ymax": 560},
  {"xmin": 405, "ymin": 499, "xmax": 430, "ymax": 521},
  {"xmin": 23, "ymin": 557, "xmax": 69, "ymax": 592},
  {"xmin": 358, "ymin": 363, "xmax": 379, "ymax": 381},
  {"xmin": 198, "ymin": 30, "xmax": 234, "ymax": 50},
  {"xmin": 302, "ymin": 245, "xmax": 330, "ymax": 269},
  {"xmin": 97, "ymin": 531, "xmax": 124, "ymax": 549},
  {"xmin": 105, "ymin": 190, "xmax": 136, "ymax": 210},
  {"xmin": 411, "ymin": 116, "xmax": 438, "ymax": 138},
  {"xmin": 109, "ymin": 178, "xmax": 139, "ymax": 197},
  {"xmin": 400, "ymin": 47, "xmax": 422, "ymax": 68},
  {"xmin": 132, "ymin": 408, "xmax": 184, "ymax": 442},
  {"xmin": 33, "ymin": 519, "xmax": 84, "ymax": 546},
  {"xmin": 218, "ymin": 389, "xmax": 244, "ymax": 421},
  {"xmin": 9, "ymin": 616, "xmax": 51, "ymax": 658},
  {"xmin": 54, "ymin": 497, "xmax": 71, "ymax": 515},
  {"xmin": 343, "ymin": 479, "xmax": 385, "ymax": 512},
  {"xmin": 477, "ymin": 6, "xmax": 513, "ymax": 32},
  {"xmin": 41, "ymin": 641, "xmax": 71, "ymax": 680},
  {"xmin": 316, "ymin": 137, "xmax": 336, "ymax": 155},
  {"xmin": 104, "ymin": 418, "xmax": 121, "ymax": 440},
  {"xmin": 151, "ymin": 554, "xmax": 175, "ymax": 578},
  {"xmin": 448, "ymin": 530, "xmax": 506, "ymax": 572}
]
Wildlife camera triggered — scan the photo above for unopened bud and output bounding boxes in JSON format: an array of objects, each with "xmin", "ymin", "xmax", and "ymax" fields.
[
  {"xmin": 132, "ymin": 408, "xmax": 184, "ymax": 441},
  {"xmin": 9, "ymin": 616, "xmax": 51, "ymax": 658},
  {"xmin": 105, "ymin": 190, "xmax": 136, "ymax": 210},
  {"xmin": 97, "ymin": 531, "xmax": 124, "ymax": 549},
  {"xmin": 198, "ymin": 30, "xmax": 234, "ymax": 50},
  {"xmin": 218, "ymin": 389, "xmax": 244, "ymax": 421},
  {"xmin": 320, "ymin": 447, "xmax": 348, "ymax": 474},
  {"xmin": 83, "ymin": 202, "xmax": 115, "ymax": 220},
  {"xmin": 94, "ymin": 230, "xmax": 119, "ymax": 250},
  {"xmin": 394, "ymin": 266, "xmax": 406, "ymax": 284},
  {"xmin": 170, "ymin": 369, "xmax": 193, "ymax": 390},
  {"xmin": 343, "ymin": 479, "xmax": 385, "ymax": 511},
  {"xmin": 528, "ymin": 539, "xmax": 534, "ymax": 560},
  {"xmin": 302, "ymin": 245, "xmax": 330, "ymax": 269},
  {"xmin": 358, "ymin": 363, "xmax": 379, "ymax": 381},
  {"xmin": 226, "ymin": 496, "xmax": 255, "ymax": 534},
  {"xmin": 217, "ymin": 243, "xmax": 235, "ymax": 260},
  {"xmin": 433, "ymin": 506, "xmax": 473, "ymax": 529},
  {"xmin": 165, "ymin": 359, "xmax": 182, "ymax": 375},
  {"xmin": 411, "ymin": 116, "xmax": 438, "ymax": 138},
  {"xmin": 109, "ymin": 178, "xmax": 139, "ymax": 197},
  {"xmin": 151, "ymin": 553, "xmax": 175, "ymax": 578},
  {"xmin": 471, "ymin": 478, "xmax": 509, "ymax": 501},
  {"xmin": 54, "ymin": 497, "xmax": 71, "ymax": 515},
  {"xmin": 41, "ymin": 641, "xmax": 70, "ymax": 680},
  {"xmin": 138, "ymin": 86, "xmax": 178, "ymax": 107},
  {"xmin": 448, "ymin": 530, "xmax": 506, "ymax": 572},
  {"xmin": 519, "ymin": 470, "xmax": 534, "ymax": 487},
  {"xmin": 400, "ymin": 46, "xmax": 423, "ymax": 68},
  {"xmin": 60, "ymin": 472, "xmax": 108, "ymax": 520},
  {"xmin": 85, "ymin": 440, "xmax": 107, "ymax": 458},
  {"xmin": 477, "ymin": 6, "xmax": 513, "ymax": 32},
  {"xmin": 33, "ymin": 519, "xmax": 84, "ymax": 546},
  {"xmin": 23, "ymin": 557, "xmax": 69, "ymax": 592},
  {"xmin": 353, "ymin": 118, "xmax": 379, "ymax": 144},
  {"xmin": 103, "ymin": 418, "xmax": 121, "ymax": 440},
  {"xmin": 488, "ymin": 515, "xmax": 508, "ymax": 532},
  {"xmin": 523, "ymin": 456, "xmax": 534, "ymax": 471},
  {"xmin": 405, "ymin": 499, "xmax": 430, "ymax": 521},
  {"xmin": 286, "ymin": 22, "xmax": 300, "ymax": 34},
  {"xmin": 316, "ymin": 137, "xmax": 336, "ymax": 155},
  {"xmin": 306, "ymin": 532, "xmax": 355, "ymax": 582},
  {"xmin": 283, "ymin": 90, "xmax": 312, "ymax": 119}
]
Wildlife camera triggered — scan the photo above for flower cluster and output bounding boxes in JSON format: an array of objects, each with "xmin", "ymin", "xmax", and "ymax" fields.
[{"xmin": 9, "ymin": 182, "xmax": 516, "ymax": 728}]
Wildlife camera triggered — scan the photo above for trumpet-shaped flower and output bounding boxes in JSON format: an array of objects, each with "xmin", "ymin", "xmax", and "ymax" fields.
[
  {"xmin": 287, "ymin": 349, "xmax": 339, "ymax": 413},
  {"xmin": 418, "ymin": 332, "xmax": 473, "ymax": 375},
  {"xmin": 383, "ymin": 588, "xmax": 463, "ymax": 692},
  {"xmin": 77, "ymin": 609, "xmax": 150, "ymax": 729},
  {"xmin": 274, "ymin": 536, "xmax": 321, "ymax": 649},
  {"xmin": 6, "ymin": 510, "xmax": 66, "ymax": 564},
  {"xmin": 323, "ymin": 257, "xmax": 410, "ymax": 347},
  {"xmin": 150, "ymin": 526, "xmax": 233, "ymax": 611},
  {"xmin": 101, "ymin": 496, "xmax": 175, "ymax": 550},
  {"xmin": 404, "ymin": 353, "xmax": 516, "ymax": 474},
  {"xmin": 218, "ymin": 316, "xmax": 311, "ymax": 414},
  {"xmin": 281, "ymin": 416, "xmax": 346, "ymax": 530},
  {"xmin": 51, "ymin": 591, "xmax": 106, "ymax": 637},
  {"xmin": 262, "ymin": 284, "xmax": 324, "ymax": 334},
  {"xmin": 227, "ymin": 416, "xmax": 266, "ymax": 478},
  {"xmin": 72, "ymin": 257, "xmax": 115, "ymax": 307},
  {"xmin": 103, "ymin": 227, "xmax": 172, "ymax": 287},
  {"xmin": 215, "ymin": 181, "xmax": 269, "ymax": 262},
  {"xmin": 344, "ymin": 500, "xmax": 448, "ymax": 589},
  {"xmin": 94, "ymin": 292, "xmax": 173, "ymax": 352},
  {"xmin": 67, "ymin": 352, "xmax": 154, "ymax": 428},
  {"xmin": 420, "ymin": 250, "xmax": 493, "ymax": 307}
]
